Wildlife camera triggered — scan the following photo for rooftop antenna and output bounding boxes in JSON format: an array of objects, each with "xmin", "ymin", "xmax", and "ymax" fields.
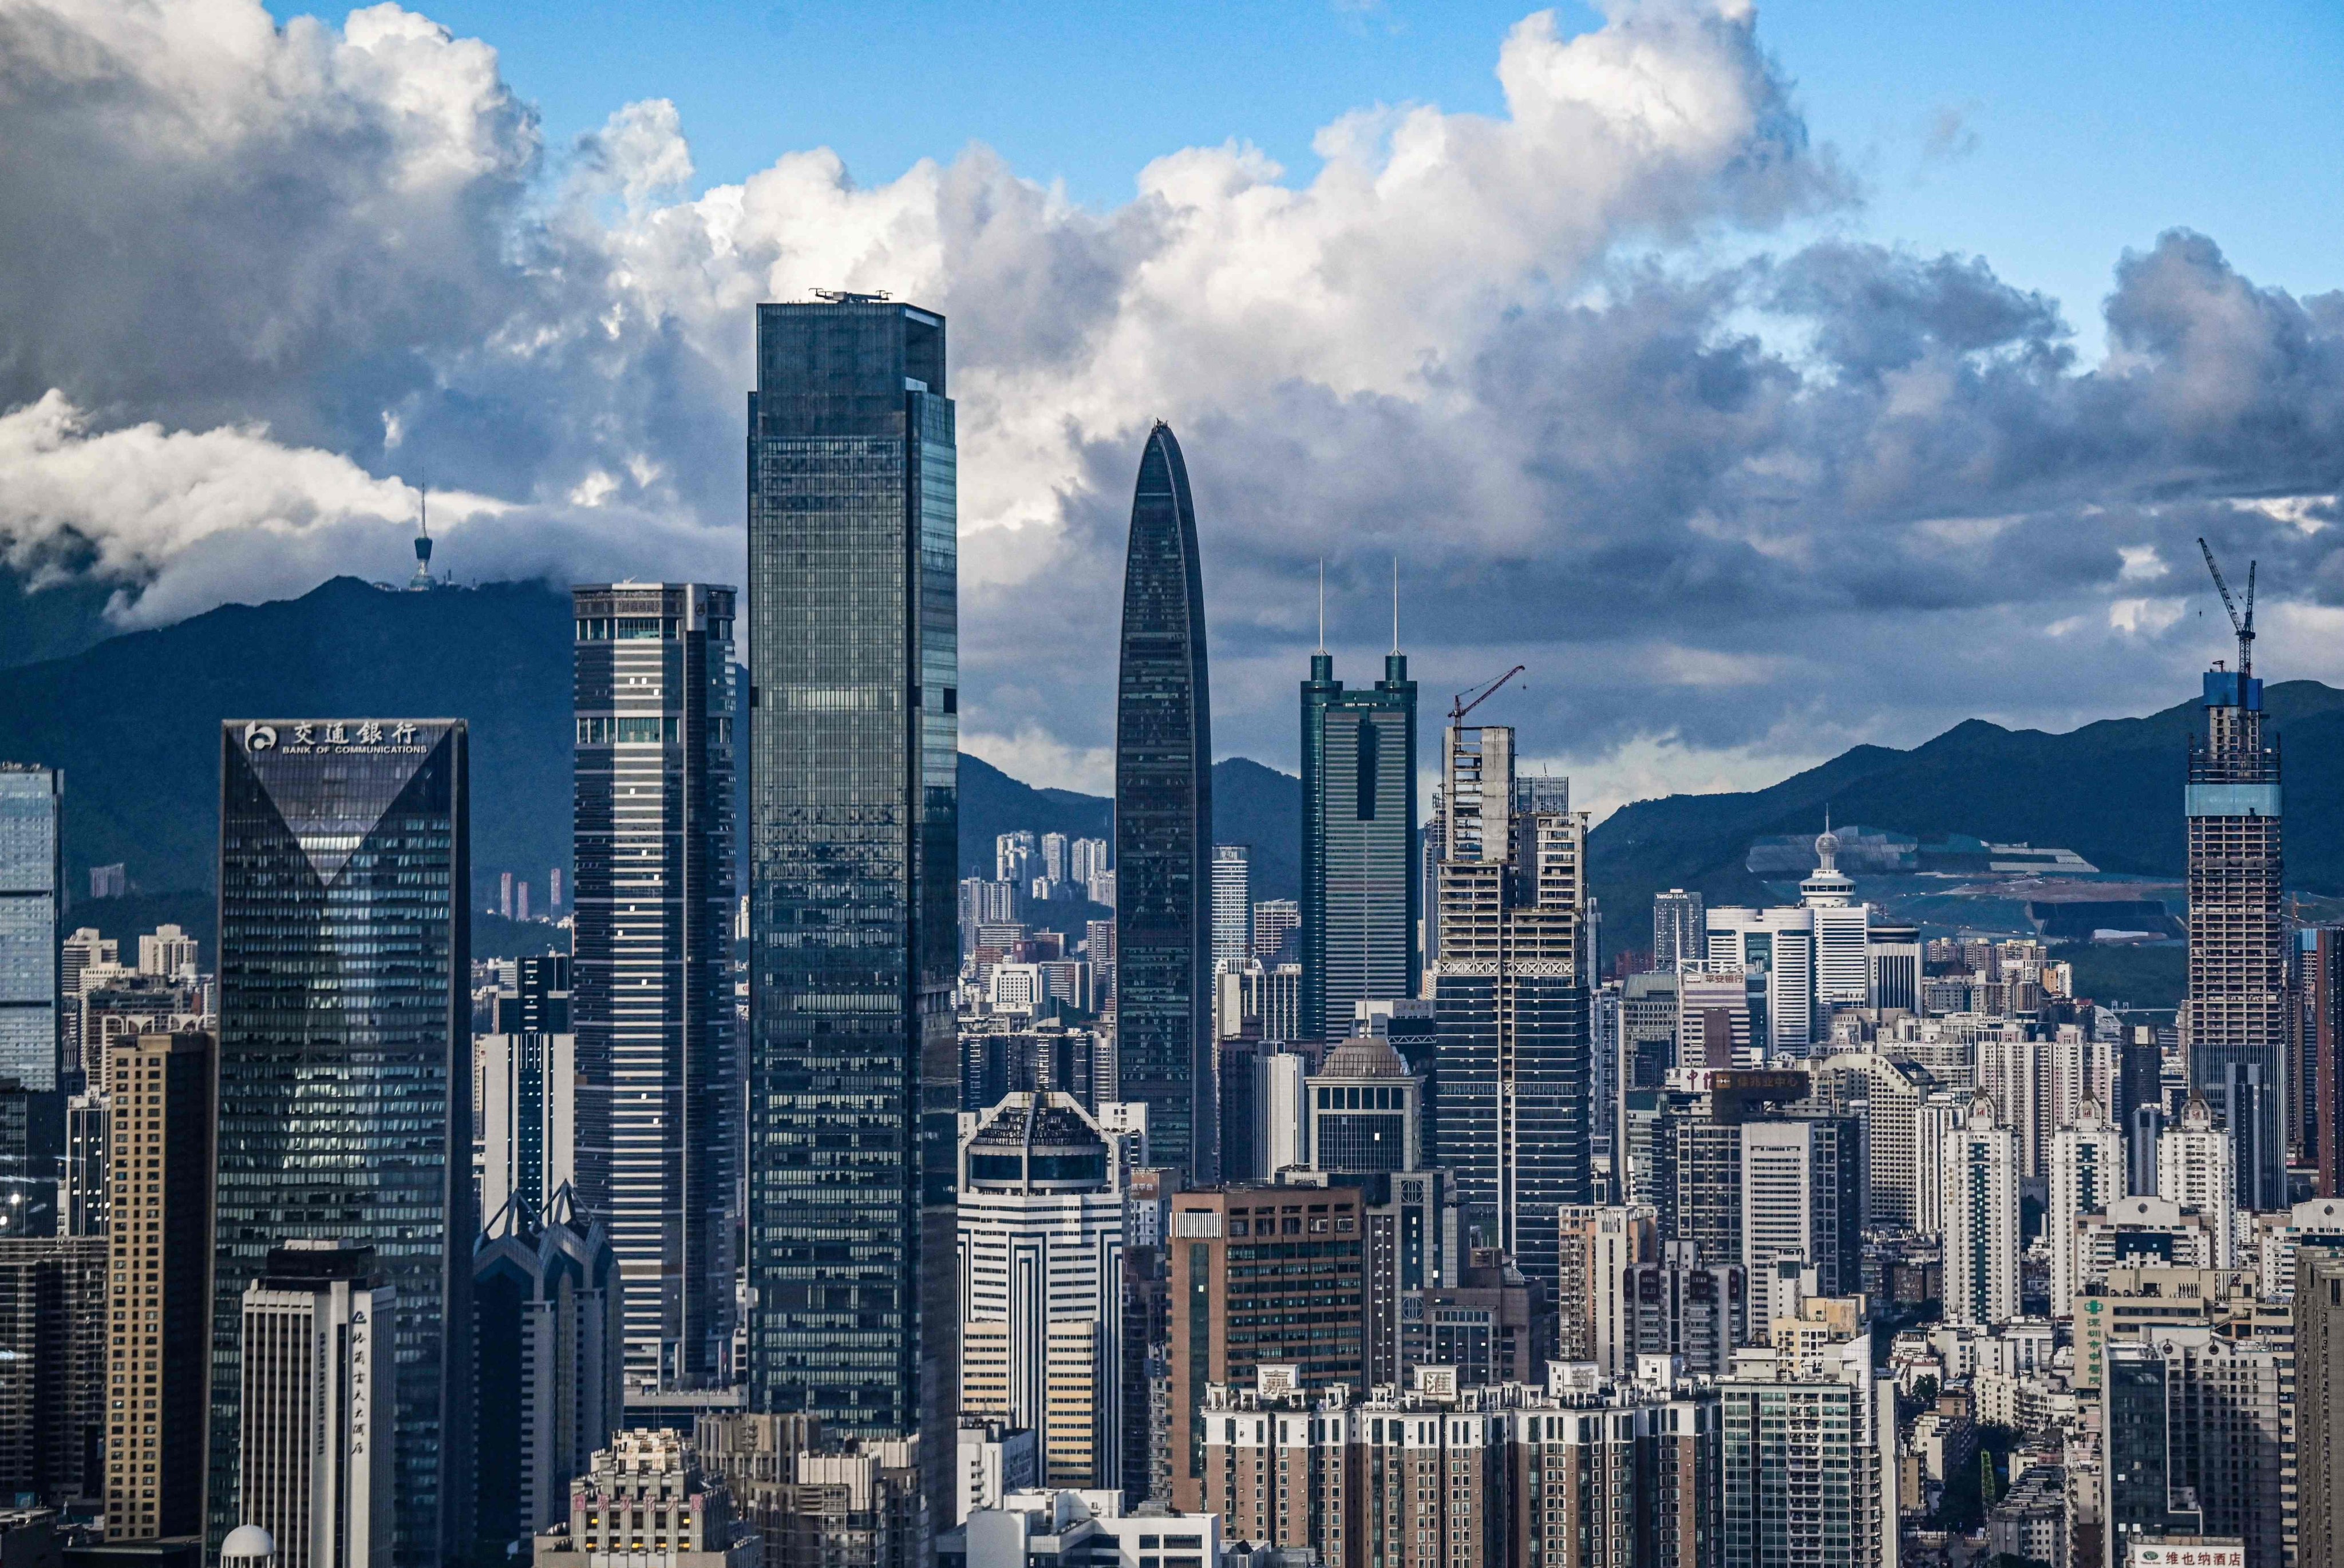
[
  {"xmin": 2198, "ymin": 537, "xmax": 2256, "ymax": 679},
  {"xmin": 1391, "ymin": 556, "xmax": 1400, "ymax": 654},
  {"xmin": 1318, "ymin": 559, "xmax": 1326, "ymax": 654},
  {"xmin": 409, "ymin": 486, "xmax": 435, "ymax": 591}
]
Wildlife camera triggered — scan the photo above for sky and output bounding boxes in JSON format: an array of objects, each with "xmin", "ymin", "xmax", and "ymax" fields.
[{"xmin": 3, "ymin": 0, "xmax": 2343, "ymax": 819}]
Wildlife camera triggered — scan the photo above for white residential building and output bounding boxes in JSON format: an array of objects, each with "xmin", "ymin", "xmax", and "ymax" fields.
[
  {"xmin": 2159, "ymin": 1096, "xmax": 2238, "ymax": 1268},
  {"xmin": 1942, "ymin": 1096, "xmax": 2022, "ymax": 1325},
  {"xmin": 2049, "ymin": 1099, "xmax": 2125, "ymax": 1314}
]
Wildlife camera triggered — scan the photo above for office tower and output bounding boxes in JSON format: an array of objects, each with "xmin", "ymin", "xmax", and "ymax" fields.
[
  {"xmin": 1720, "ymin": 1335, "xmax": 1894, "ymax": 1568},
  {"xmin": 136, "ymin": 925, "xmax": 198, "ymax": 980},
  {"xmin": 532, "ymin": 1430, "xmax": 759, "ymax": 1567},
  {"xmin": 2160, "ymin": 1095, "xmax": 2239, "ymax": 1265},
  {"xmin": 1677, "ymin": 966, "xmax": 1754, "ymax": 1068},
  {"xmin": 477, "ymin": 955, "xmax": 578, "ymax": 1227},
  {"xmin": 65, "ymin": 1091, "xmax": 106, "ymax": 1235},
  {"xmin": 1868, "ymin": 922, "xmax": 1922, "ymax": 1013},
  {"xmin": 1942, "ymin": 1096, "xmax": 2021, "ymax": 1325},
  {"xmin": 1703, "ymin": 906, "xmax": 1814, "ymax": 1054},
  {"xmin": 1740, "ymin": 1116, "xmax": 1864, "ymax": 1299},
  {"xmin": 1653, "ymin": 889, "xmax": 1703, "ymax": 973},
  {"xmin": 1167, "ymin": 1185, "xmax": 1366, "ymax": 1510},
  {"xmin": 2185, "ymin": 655, "xmax": 2290, "ymax": 1211},
  {"xmin": 2051, "ymin": 1100, "xmax": 2125, "ymax": 1315},
  {"xmin": 105, "ymin": 1031, "xmax": 212, "ymax": 1538},
  {"xmin": 2121, "ymin": 1028, "xmax": 2169, "ymax": 1195},
  {"xmin": 2105, "ymin": 1340, "xmax": 2178, "ymax": 1566},
  {"xmin": 2299, "ymin": 1247, "xmax": 2344, "ymax": 1568},
  {"xmin": 1432, "ymin": 723, "xmax": 1592, "ymax": 1288},
  {"xmin": 1250, "ymin": 900, "xmax": 1299, "ymax": 964},
  {"xmin": 472, "ymin": 1189, "xmax": 625, "ymax": 1559},
  {"xmin": 0, "ymin": 765, "xmax": 60, "ymax": 1094},
  {"xmin": 1299, "ymin": 642, "xmax": 1418, "ymax": 1045},
  {"xmin": 2100, "ymin": 1330, "xmax": 2284, "ymax": 1568},
  {"xmin": 1397, "ymin": 1246, "xmax": 1544, "ymax": 1386},
  {"xmin": 1624, "ymin": 1241, "xmax": 1746, "ymax": 1376},
  {"xmin": 1557, "ymin": 1205, "xmax": 1655, "ymax": 1371},
  {"xmin": 956, "ymin": 1094, "xmax": 1124, "ymax": 1489},
  {"xmin": 574, "ymin": 581, "xmax": 738, "ymax": 1391},
  {"xmin": 238, "ymin": 1242, "xmax": 394, "ymax": 1568},
  {"xmin": 1305, "ymin": 1034, "xmax": 1422, "ymax": 1174},
  {"xmin": 1208, "ymin": 845, "xmax": 1251, "ymax": 972},
  {"xmin": 745, "ymin": 298, "xmax": 957, "ymax": 1528},
  {"xmin": 210, "ymin": 718, "xmax": 473, "ymax": 1565},
  {"xmin": 1113, "ymin": 422, "xmax": 1215, "ymax": 1182},
  {"xmin": 1807, "ymin": 1052, "xmax": 1925, "ymax": 1230},
  {"xmin": 0, "ymin": 1234, "xmax": 104, "ymax": 1506}
]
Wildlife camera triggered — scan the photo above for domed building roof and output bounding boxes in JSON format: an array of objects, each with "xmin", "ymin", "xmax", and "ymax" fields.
[
  {"xmin": 222, "ymin": 1525, "xmax": 276, "ymax": 1563},
  {"xmin": 1317, "ymin": 1035, "xmax": 1411, "ymax": 1080}
]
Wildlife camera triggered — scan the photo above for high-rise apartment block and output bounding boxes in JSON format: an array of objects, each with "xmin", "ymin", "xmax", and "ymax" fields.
[
  {"xmin": 2159, "ymin": 1097, "xmax": 2238, "ymax": 1268},
  {"xmin": 2051, "ymin": 1099, "xmax": 2125, "ymax": 1315},
  {"xmin": 105, "ymin": 1031, "xmax": 212, "ymax": 1539},
  {"xmin": 2185, "ymin": 662, "xmax": 2289, "ymax": 1211},
  {"xmin": 1720, "ymin": 1336, "xmax": 1895, "ymax": 1568},
  {"xmin": 237, "ymin": 1242, "xmax": 394, "ymax": 1568},
  {"xmin": 574, "ymin": 581, "xmax": 738, "ymax": 1390},
  {"xmin": 956, "ymin": 1094, "xmax": 1125, "ymax": 1490},
  {"xmin": 745, "ymin": 298, "xmax": 959, "ymax": 1534},
  {"xmin": 210, "ymin": 719, "xmax": 473, "ymax": 1564},
  {"xmin": 1431, "ymin": 725, "xmax": 1591, "ymax": 1288},
  {"xmin": 0, "ymin": 765, "xmax": 60, "ymax": 1094},
  {"xmin": 1942, "ymin": 1096, "xmax": 2022, "ymax": 1325},
  {"xmin": 1300, "ymin": 647, "xmax": 1418, "ymax": 1044},
  {"xmin": 2298, "ymin": 1246, "xmax": 2344, "ymax": 1568},
  {"xmin": 1114, "ymin": 423, "xmax": 1216, "ymax": 1181},
  {"xmin": 1208, "ymin": 845, "xmax": 1251, "ymax": 973}
]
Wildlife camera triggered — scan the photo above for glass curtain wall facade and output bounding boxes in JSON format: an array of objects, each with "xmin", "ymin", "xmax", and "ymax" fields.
[
  {"xmin": 208, "ymin": 719, "xmax": 472, "ymax": 1566},
  {"xmin": 573, "ymin": 582, "xmax": 738, "ymax": 1391},
  {"xmin": 746, "ymin": 299, "xmax": 956, "ymax": 1529},
  {"xmin": 0, "ymin": 765, "xmax": 60, "ymax": 1091},
  {"xmin": 1300, "ymin": 652, "xmax": 1417, "ymax": 1044},
  {"xmin": 1113, "ymin": 423, "xmax": 1216, "ymax": 1182}
]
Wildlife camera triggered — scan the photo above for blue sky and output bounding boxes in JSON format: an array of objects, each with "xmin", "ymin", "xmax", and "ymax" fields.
[{"xmin": 268, "ymin": 0, "xmax": 2344, "ymax": 361}]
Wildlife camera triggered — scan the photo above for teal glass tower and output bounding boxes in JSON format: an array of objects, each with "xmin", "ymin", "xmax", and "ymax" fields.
[
  {"xmin": 1301, "ymin": 647, "xmax": 1418, "ymax": 1044},
  {"xmin": 745, "ymin": 298, "xmax": 956, "ymax": 1529},
  {"xmin": 1113, "ymin": 423, "xmax": 1216, "ymax": 1183},
  {"xmin": 209, "ymin": 719, "xmax": 472, "ymax": 1566}
]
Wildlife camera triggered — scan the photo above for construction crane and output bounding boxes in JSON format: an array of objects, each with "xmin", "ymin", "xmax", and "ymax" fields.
[
  {"xmin": 2198, "ymin": 537, "xmax": 2256, "ymax": 678},
  {"xmin": 1449, "ymin": 664, "xmax": 1526, "ymax": 725}
]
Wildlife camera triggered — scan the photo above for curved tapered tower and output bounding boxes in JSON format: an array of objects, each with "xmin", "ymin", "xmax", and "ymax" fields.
[{"xmin": 1114, "ymin": 422, "xmax": 1216, "ymax": 1183}]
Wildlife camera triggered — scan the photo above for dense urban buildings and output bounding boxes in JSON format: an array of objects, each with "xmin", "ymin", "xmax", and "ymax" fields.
[
  {"xmin": 745, "ymin": 296, "xmax": 958, "ymax": 1527},
  {"xmin": 0, "ymin": 1233, "xmax": 105, "ymax": 1510},
  {"xmin": 1113, "ymin": 422, "xmax": 1216, "ymax": 1183},
  {"xmin": 1300, "ymin": 641, "xmax": 1418, "ymax": 1044},
  {"xmin": 572, "ymin": 581, "xmax": 740, "ymax": 1391},
  {"xmin": 209, "ymin": 718, "xmax": 473, "ymax": 1566}
]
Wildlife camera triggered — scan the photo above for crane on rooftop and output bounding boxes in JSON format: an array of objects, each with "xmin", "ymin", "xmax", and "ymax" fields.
[
  {"xmin": 1449, "ymin": 664, "xmax": 1527, "ymax": 726},
  {"xmin": 2199, "ymin": 537, "xmax": 2256, "ymax": 679}
]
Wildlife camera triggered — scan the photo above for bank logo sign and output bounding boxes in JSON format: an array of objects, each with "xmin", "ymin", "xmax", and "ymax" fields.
[{"xmin": 241, "ymin": 720, "xmax": 431, "ymax": 754}]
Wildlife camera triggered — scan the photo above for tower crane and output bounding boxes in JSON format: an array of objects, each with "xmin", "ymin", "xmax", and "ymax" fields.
[
  {"xmin": 1449, "ymin": 664, "xmax": 1526, "ymax": 725},
  {"xmin": 2199, "ymin": 537, "xmax": 2256, "ymax": 679}
]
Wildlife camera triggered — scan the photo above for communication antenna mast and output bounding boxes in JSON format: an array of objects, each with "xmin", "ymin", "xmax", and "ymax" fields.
[
  {"xmin": 1449, "ymin": 664, "xmax": 1527, "ymax": 726},
  {"xmin": 2199, "ymin": 537, "xmax": 2257, "ymax": 679}
]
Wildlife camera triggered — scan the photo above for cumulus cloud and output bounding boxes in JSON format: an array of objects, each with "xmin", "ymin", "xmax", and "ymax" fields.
[{"xmin": 4, "ymin": 0, "xmax": 2344, "ymax": 802}]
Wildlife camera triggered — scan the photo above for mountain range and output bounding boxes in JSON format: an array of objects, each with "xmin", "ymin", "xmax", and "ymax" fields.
[{"xmin": 2, "ymin": 575, "xmax": 2332, "ymax": 966}]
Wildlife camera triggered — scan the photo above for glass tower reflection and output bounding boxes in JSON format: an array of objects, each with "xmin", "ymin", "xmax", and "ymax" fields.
[
  {"xmin": 208, "ymin": 719, "xmax": 472, "ymax": 1567},
  {"xmin": 745, "ymin": 299, "xmax": 956, "ymax": 1525},
  {"xmin": 1113, "ymin": 423, "xmax": 1216, "ymax": 1183}
]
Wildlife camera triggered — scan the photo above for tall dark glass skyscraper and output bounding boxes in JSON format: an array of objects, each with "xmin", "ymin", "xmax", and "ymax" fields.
[
  {"xmin": 572, "ymin": 582, "xmax": 738, "ymax": 1389},
  {"xmin": 1301, "ymin": 648, "xmax": 1417, "ymax": 1044},
  {"xmin": 746, "ymin": 299, "xmax": 956, "ymax": 1527},
  {"xmin": 0, "ymin": 765, "xmax": 60, "ymax": 1095},
  {"xmin": 210, "ymin": 719, "xmax": 472, "ymax": 1566},
  {"xmin": 1113, "ymin": 423, "xmax": 1215, "ymax": 1183}
]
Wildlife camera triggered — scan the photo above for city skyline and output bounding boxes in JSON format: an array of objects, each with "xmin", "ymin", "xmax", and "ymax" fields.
[{"xmin": 5, "ymin": 5, "xmax": 2343, "ymax": 818}]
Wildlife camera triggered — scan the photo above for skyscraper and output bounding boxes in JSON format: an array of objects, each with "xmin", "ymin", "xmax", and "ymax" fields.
[
  {"xmin": 1208, "ymin": 844, "xmax": 1251, "ymax": 972},
  {"xmin": 0, "ymin": 1233, "xmax": 105, "ymax": 1507},
  {"xmin": 1652, "ymin": 889, "xmax": 1703, "ymax": 973},
  {"xmin": 1431, "ymin": 723, "xmax": 1592, "ymax": 1288},
  {"xmin": 1300, "ymin": 643, "xmax": 1418, "ymax": 1044},
  {"xmin": 210, "ymin": 719, "xmax": 473, "ymax": 1565},
  {"xmin": 1113, "ymin": 422, "xmax": 1215, "ymax": 1181},
  {"xmin": 1941, "ymin": 1096, "xmax": 2021, "ymax": 1325},
  {"xmin": 105, "ymin": 1032, "xmax": 212, "ymax": 1540},
  {"xmin": 573, "ymin": 581, "xmax": 738, "ymax": 1389},
  {"xmin": 2298, "ymin": 1246, "xmax": 2344, "ymax": 1568},
  {"xmin": 2049, "ymin": 1099, "xmax": 2124, "ymax": 1316},
  {"xmin": 2185, "ymin": 659, "xmax": 2288, "ymax": 1210},
  {"xmin": 745, "ymin": 298, "xmax": 956, "ymax": 1530},
  {"xmin": 0, "ymin": 765, "xmax": 61, "ymax": 1094}
]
